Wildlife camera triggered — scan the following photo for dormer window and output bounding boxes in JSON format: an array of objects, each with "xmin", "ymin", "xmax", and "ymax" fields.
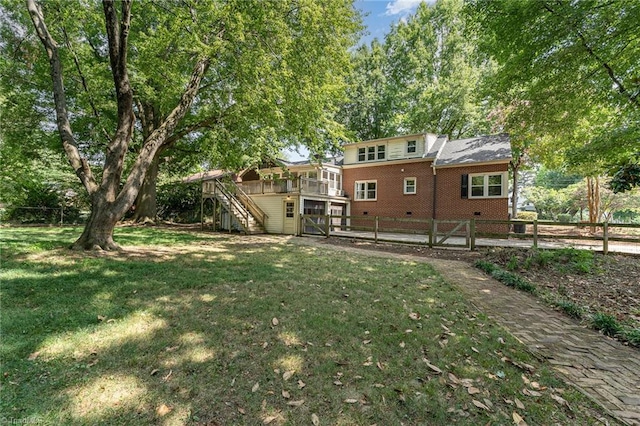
[
  {"xmin": 357, "ymin": 145, "xmax": 386, "ymax": 162},
  {"xmin": 407, "ymin": 140, "xmax": 417, "ymax": 154}
]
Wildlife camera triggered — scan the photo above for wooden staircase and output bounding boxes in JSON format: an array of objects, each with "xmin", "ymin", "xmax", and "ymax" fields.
[{"xmin": 212, "ymin": 179, "xmax": 267, "ymax": 234}]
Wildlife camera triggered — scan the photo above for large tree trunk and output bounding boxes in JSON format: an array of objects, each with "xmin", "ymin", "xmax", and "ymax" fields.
[
  {"xmin": 131, "ymin": 152, "xmax": 159, "ymax": 224},
  {"xmin": 72, "ymin": 203, "xmax": 120, "ymax": 250}
]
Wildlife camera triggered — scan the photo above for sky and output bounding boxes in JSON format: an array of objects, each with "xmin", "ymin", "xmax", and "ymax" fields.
[{"xmin": 285, "ymin": 0, "xmax": 428, "ymax": 161}]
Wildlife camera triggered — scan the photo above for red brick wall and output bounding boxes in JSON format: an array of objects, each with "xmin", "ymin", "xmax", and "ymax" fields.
[
  {"xmin": 343, "ymin": 161, "xmax": 434, "ymax": 227},
  {"xmin": 434, "ymin": 163, "xmax": 509, "ymax": 234},
  {"xmin": 342, "ymin": 161, "xmax": 510, "ymax": 234}
]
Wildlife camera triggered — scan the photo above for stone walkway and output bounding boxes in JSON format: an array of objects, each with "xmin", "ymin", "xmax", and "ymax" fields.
[{"xmin": 291, "ymin": 236, "xmax": 640, "ymax": 426}]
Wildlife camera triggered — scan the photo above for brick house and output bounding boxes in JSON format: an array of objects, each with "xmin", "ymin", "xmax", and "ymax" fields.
[
  {"xmin": 196, "ymin": 132, "xmax": 511, "ymax": 234},
  {"xmin": 342, "ymin": 133, "xmax": 512, "ymax": 229}
]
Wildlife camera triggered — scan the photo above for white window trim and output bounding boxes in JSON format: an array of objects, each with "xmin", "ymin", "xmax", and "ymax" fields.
[
  {"xmin": 357, "ymin": 145, "xmax": 386, "ymax": 162},
  {"xmin": 403, "ymin": 177, "xmax": 417, "ymax": 195},
  {"xmin": 468, "ymin": 172, "xmax": 508, "ymax": 199},
  {"xmin": 406, "ymin": 140, "xmax": 417, "ymax": 155},
  {"xmin": 354, "ymin": 180, "xmax": 377, "ymax": 201}
]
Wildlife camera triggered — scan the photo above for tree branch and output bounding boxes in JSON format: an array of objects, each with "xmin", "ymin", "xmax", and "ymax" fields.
[{"xmin": 26, "ymin": 0, "xmax": 98, "ymax": 195}]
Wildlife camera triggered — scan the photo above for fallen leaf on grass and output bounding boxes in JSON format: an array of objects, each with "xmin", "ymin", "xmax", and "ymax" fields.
[
  {"xmin": 272, "ymin": 317, "xmax": 279, "ymax": 326},
  {"xmin": 550, "ymin": 393, "xmax": 572, "ymax": 410},
  {"xmin": 423, "ymin": 358, "xmax": 442, "ymax": 374},
  {"xmin": 399, "ymin": 341, "xmax": 406, "ymax": 348},
  {"xmin": 97, "ymin": 315, "xmax": 106, "ymax": 322},
  {"xmin": 514, "ymin": 397, "xmax": 525, "ymax": 410},
  {"xmin": 283, "ymin": 370, "xmax": 295, "ymax": 381},
  {"xmin": 344, "ymin": 399, "xmax": 359, "ymax": 404},
  {"xmin": 297, "ymin": 380, "xmax": 306, "ymax": 389},
  {"xmin": 156, "ymin": 404, "xmax": 172, "ymax": 416},
  {"xmin": 252, "ymin": 382, "xmax": 260, "ymax": 392},
  {"xmin": 28, "ymin": 351, "xmax": 40, "ymax": 361},
  {"xmin": 472, "ymin": 399, "xmax": 489, "ymax": 410},
  {"xmin": 263, "ymin": 415, "xmax": 278, "ymax": 424},
  {"xmin": 238, "ymin": 407, "xmax": 246, "ymax": 415},
  {"xmin": 512, "ymin": 411, "xmax": 527, "ymax": 426},
  {"xmin": 467, "ymin": 386, "xmax": 481, "ymax": 395},
  {"xmin": 409, "ymin": 312, "xmax": 421, "ymax": 320},
  {"xmin": 282, "ymin": 390, "xmax": 290, "ymax": 399},
  {"xmin": 165, "ymin": 345, "xmax": 180, "ymax": 352},
  {"xmin": 333, "ymin": 380, "xmax": 343, "ymax": 386},
  {"xmin": 311, "ymin": 413, "xmax": 320, "ymax": 425},
  {"xmin": 287, "ymin": 400, "xmax": 305, "ymax": 407}
]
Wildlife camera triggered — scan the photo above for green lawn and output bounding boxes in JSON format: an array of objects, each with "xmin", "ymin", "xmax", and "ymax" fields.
[{"xmin": 0, "ymin": 227, "xmax": 616, "ymax": 425}]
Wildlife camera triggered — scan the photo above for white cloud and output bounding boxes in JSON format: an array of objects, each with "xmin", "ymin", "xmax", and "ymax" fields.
[{"xmin": 384, "ymin": 0, "xmax": 425, "ymax": 16}]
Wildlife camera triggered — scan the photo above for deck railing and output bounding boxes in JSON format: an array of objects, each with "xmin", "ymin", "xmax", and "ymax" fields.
[{"xmin": 236, "ymin": 177, "xmax": 341, "ymax": 196}]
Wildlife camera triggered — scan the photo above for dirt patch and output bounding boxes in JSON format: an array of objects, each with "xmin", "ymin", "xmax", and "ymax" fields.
[{"xmin": 315, "ymin": 236, "xmax": 640, "ymax": 333}]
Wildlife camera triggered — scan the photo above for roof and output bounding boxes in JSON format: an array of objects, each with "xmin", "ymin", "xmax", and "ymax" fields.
[
  {"xmin": 343, "ymin": 132, "xmax": 431, "ymax": 148},
  {"xmin": 279, "ymin": 156, "xmax": 344, "ymax": 167},
  {"xmin": 433, "ymin": 133, "xmax": 511, "ymax": 167},
  {"xmin": 182, "ymin": 169, "xmax": 229, "ymax": 183}
]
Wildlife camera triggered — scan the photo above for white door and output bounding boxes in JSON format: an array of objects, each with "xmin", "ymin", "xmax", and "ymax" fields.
[{"xmin": 283, "ymin": 199, "xmax": 297, "ymax": 235}]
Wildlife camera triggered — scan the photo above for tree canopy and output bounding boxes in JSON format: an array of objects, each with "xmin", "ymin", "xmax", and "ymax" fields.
[
  {"xmin": 467, "ymin": 0, "xmax": 640, "ymax": 179},
  {"xmin": 1, "ymin": 0, "xmax": 360, "ymax": 248},
  {"xmin": 339, "ymin": 0, "xmax": 493, "ymax": 141}
]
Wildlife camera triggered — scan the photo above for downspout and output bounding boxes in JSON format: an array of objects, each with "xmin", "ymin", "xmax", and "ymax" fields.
[{"xmin": 432, "ymin": 165, "xmax": 437, "ymax": 220}]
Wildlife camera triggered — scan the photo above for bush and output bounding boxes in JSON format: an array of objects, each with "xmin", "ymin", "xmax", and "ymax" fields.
[
  {"xmin": 516, "ymin": 211, "xmax": 538, "ymax": 221},
  {"xmin": 556, "ymin": 213, "xmax": 574, "ymax": 223},
  {"xmin": 475, "ymin": 261, "xmax": 537, "ymax": 294},
  {"xmin": 2, "ymin": 181, "xmax": 82, "ymax": 224},
  {"xmin": 157, "ymin": 181, "xmax": 202, "ymax": 223}
]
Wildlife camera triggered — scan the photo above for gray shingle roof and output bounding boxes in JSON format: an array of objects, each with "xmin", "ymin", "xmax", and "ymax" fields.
[{"xmin": 434, "ymin": 133, "xmax": 511, "ymax": 167}]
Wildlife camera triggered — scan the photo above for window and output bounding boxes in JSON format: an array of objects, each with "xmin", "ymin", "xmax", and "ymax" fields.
[
  {"xmin": 355, "ymin": 180, "xmax": 377, "ymax": 200},
  {"xmin": 407, "ymin": 140, "xmax": 417, "ymax": 154},
  {"xmin": 404, "ymin": 177, "xmax": 416, "ymax": 194},
  {"xmin": 357, "ymin": 145, "xmax": 386, "ymax": 162},
  {"xmin": 467, "ymin": 172, "xmax": 507, "ymax": 198},
  {"xmin": 285, "ymin": 202, "xmax": 295, "ymax": 218}
]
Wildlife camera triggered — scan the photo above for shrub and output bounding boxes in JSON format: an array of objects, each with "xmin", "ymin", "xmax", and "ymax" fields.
[
  {"xmin": 516, "ymin": 211, "xmax": 538, "ymax": 221},
  {"xmin": 556, "ymin": 213, "xmax": 574, "ymax": 223},
  {"xmin": 2, "ymin": 181, "xmax": 82, "ymax": 224},
  {"xmin": 623, "ymin": 328, "xmax": 640, "ymax": 347},
  {"xmin": 157, "ymin": 181, "xmax": 202, "ymax": 223}
]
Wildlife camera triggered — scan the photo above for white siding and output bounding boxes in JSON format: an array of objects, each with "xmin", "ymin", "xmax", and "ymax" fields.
[
  {"xmin": 250, "ymin": 194, "xmax": 290, "ymax": 234},
  {"xmin": 344, "ymin": 146, "xmax": 358, "ymax": 164}
]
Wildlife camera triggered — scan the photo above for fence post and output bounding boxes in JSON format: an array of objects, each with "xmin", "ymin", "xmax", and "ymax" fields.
[
  {"xmin": 325, "ymin": 215, "xmax": 330, "ymax": 238},
  {"xmin": 603, "ymin": 221, "xmax": 609, "ymax": 255},
  {"xmin": 374, "ymin": 216, "xmax": 379, "ymax": 244},
  {"xmin": 533, "ymin": 220, "xmax": 538, "ymax": 248},
  {"xmin": 470, "ymin": 218, "xmax": 476, "ymax": 250}
]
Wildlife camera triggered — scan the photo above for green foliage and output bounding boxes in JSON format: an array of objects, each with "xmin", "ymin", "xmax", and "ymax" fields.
[
  {"xmin": 516, "ymin": 211, "xmax": 538, "ymax": 221},
  {"xmin": 156, "ymin": 182, "xmax": 202, "ymax": 223},
  {"xmin": 610, "ymin": 153, "xmax": 640, "ymax": 194},
  {"xmin": 340, "ymin": 0, "xmax": 493, "ymax": 140},
  {"xmin": 468, "ymin": 0, "xmax": 640, "ymax": 176},
  {"xmin": 554, "ymin": 300, "xmax": 583, "ymax": 320},
  {"xmin": 475, "ymin": 260, "xmax": 536, "ymax": 294},
  {"xmin": 590, "ymin": 313, "xmax": 621, "ymax": 338},
  {"xmin": 624, "ymin": 328, "xmax": 640, "ymax": 347},
  {"xmin": 556, "ymin": 214, "xmax": 574, "ymax": 223},
  {"xmin": 524, "ymin": 248, "xmax": 594, "ymax": 274},
  {"xmin": 474, "ymin": 259, "xmax": 498, "ymax": 274},
  {"xmin": 1, "ymin": 181, "xmax": 83, "ymax": 224}
]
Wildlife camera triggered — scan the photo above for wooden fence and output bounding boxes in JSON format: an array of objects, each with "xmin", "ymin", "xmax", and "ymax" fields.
[{"xmin": 300, "ymin": 215, "xmax": 640, "ymax": 255}]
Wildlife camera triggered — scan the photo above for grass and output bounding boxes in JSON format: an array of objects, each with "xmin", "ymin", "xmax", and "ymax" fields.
[{"xmin": 0, "ymin": 226, "xmax": 617, "ymax": 425}]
